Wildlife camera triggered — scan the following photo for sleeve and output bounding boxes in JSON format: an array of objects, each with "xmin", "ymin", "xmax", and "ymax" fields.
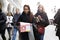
[
  {"xmin": 0, "ymin": 13, "xmax": 7, "ymax": 24},
  {"xmin": 17, "ymin": 15, "xmax": 22, "ymax": 22},
  {"xmin": 39, "ymin": 13, "xmax": 49, "ymax": 27},
  {"xmin": 54, "ymin": 13, "xmax": 60, "ymax": 25},
  {"xmin": 12, "ymin": 16, "xmax": 15, "ymax": 23}
]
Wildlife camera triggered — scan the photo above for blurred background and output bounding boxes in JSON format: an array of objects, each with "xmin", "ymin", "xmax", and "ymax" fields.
[
  {"xmin": 0, "ymin": 0, "xmax": 60, "ymax": 19},
  {"xmin": 0, "ymin": 0, "xmax": 60, "ymax": 40}
]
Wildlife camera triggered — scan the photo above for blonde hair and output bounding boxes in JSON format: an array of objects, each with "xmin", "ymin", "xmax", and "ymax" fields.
[
  {"xmin": 7, "ymin": 12, "xmax": 13, "ymax": 16},
  {"xmin": 38, "ymin": 4, "xmax": 45, "ymax": 12},
  {"xmin": 16, "ymin": 8, "xmax": 19, "ymax": 11}
]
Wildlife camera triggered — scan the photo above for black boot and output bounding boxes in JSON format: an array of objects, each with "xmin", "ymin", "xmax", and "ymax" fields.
[
  {"xmin": 3, "ymin": 37, "xmax": 6, "ymax": 40},
  {"xmin": 9, "ymin": 38, "xmax": 11, "ymax": 40}
]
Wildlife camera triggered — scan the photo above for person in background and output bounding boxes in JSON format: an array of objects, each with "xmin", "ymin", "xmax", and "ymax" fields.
[
  {"xmin": 12, "ymin": 8, "xmax": 21, "ymax": 40},
  {"xmin": 6, "ymin": 12, "xmax": 13, "ymax": 40},
  {"xmin": 18, "ymin": 5, "xmax": 34, "ymax": 40},
  {"xmin": 54, "ymin": 9, "xmax": 60, "ymax": 40},
  {"xmin": 34, "ymin": 5, "xmax": 49, "ymax": 40},
  {"xmin": 0, "ymin": 8, "xmax": 7, "ymax": 40}
]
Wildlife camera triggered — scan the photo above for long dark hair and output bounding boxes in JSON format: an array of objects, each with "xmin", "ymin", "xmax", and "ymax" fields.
[
  {"xmin": 23, "ymin": 5, "xmax": 34, "ymax": 22},
  {"xmin": 23, "ymin": 5, "xmax": 31, "ymax": 15}
]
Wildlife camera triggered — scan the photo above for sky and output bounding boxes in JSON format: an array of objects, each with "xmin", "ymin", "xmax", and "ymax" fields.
[{"xmin": 21, "ymin": 0, "xmax": 60, "ymax": 19}]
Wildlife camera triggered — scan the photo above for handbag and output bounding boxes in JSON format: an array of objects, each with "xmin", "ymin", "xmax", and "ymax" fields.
[{"xmin": 37, "ymin": 25, "xmax": 45, "ymax": 34}]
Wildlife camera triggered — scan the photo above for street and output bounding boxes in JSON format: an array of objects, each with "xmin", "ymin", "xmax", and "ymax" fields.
[{"xmin": 0, "ymin": 25, "xmax": 59, "ymax": 40}]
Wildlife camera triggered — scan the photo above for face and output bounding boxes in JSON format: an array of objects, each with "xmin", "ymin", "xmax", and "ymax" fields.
[
  {"xmin": 38, "ymin": 6, "xmax": 43, "ymax": 12},
  {"xmin": 16, "ymin": 9, "xmax": 19, "ymax": 14},
  {"xmin": 24, "ymin": 7, "xmax": 29, "ymax": 14}
]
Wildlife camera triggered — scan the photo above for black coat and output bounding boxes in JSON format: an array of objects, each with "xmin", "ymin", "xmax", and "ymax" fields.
[
  {"xmin": 54, "ymin": 9, "xmax": 60, "ymax": 36},
  {"xmin": 33, "ymin": 11, "xmax": 49, "ymax": 40},
  {"xmin": 17, "ymin": 12, "xmax": 34, "ymax": 40},
  {"xmin": 18, "ymin": 12, "xmax": 34, "ymax": 23},
  {"xmin": 0, "ymin": 9, "xmax": 7, "ymax": 30},
  {"xmin": 17, "ymin": 12, "xmax": 34, "ymax": 32},
  {"xmin": 35, "ymin": 11, "xmax": 49, "ymax": 27}
]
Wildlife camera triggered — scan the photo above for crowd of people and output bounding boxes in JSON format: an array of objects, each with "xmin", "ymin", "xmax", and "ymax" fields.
[{"xmin": 0, "ymin": 4, "xmax": 60, "ymax": 40}]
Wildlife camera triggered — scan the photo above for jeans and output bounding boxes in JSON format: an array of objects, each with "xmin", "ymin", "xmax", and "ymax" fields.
[
  {"xmin": 39, "ymin": 34, "xmax": 44, "ymax": 40},
  {"xmin": 12, "ymin": 27, "xmax": 17, "ymax": 40}
]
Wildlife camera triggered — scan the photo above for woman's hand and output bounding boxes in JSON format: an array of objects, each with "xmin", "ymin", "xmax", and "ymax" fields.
[
  {"xmin": 38, "ymin": 15, "xmax": 43, "ymax": 20},
  {"xmin": 38, "ymin": 15, "xmax": 42, "ymax": 19}
]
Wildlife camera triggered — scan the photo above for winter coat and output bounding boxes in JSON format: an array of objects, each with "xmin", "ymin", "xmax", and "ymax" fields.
[
  {"xmin": 54, "ymin": 9, "xmax": 60, "ymax": 36},
  {"xmin": 17, "ymin": 12, "xmax": 34, "ymax": 40},
  {"xmin": 0, "ymin": 9, "xmax": 7, "ymax": 30},
  {"xmin": 35, "ymin": 11, "xmax": 49, "ymax": 27},
  {"xmin": 18, "ymin": 12, "xmax": 34, "ymax": 23}
]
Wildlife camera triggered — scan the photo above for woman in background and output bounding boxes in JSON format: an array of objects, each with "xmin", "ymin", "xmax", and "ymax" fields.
[{"xmin": 6, "ymin": 12, "xmax": 13, "ymax": 40}]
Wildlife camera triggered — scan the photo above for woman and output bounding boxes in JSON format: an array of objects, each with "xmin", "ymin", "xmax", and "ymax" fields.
[
  {"xmin": 54, "ymin": 9, "xmax": 60, "ymax": 40},
  {"xmin": 34, "ymin": 5, "xmax": 49, "ymax": 40},
  {"xmin": 18, "ymin": 5, "xmax": 34, "ymax": 40},
  {"xmin": 6, "ymin": 12, "xmax": 13, "ymax": 40}
]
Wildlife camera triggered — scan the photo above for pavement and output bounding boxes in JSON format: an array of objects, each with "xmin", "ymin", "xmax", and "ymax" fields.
[{"xmin": 0, "ymin": 25, "xmax": 59, "ymax": 40}]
